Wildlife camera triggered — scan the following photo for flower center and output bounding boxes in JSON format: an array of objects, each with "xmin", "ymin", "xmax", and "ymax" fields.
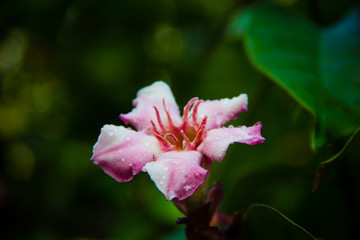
[{"xmin": 150, "ymin": 98, "xmax": 207, "ymax": 151}]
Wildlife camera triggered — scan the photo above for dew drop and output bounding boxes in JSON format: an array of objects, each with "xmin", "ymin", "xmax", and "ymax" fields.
[
  {"xmin": 108, "ymin": 131, "xmax": 114, "ymax": 136},
  {"xmin": 222, "ymin": 99, "xmax": 230, "ymax": 105},
  {"xmin": 161, "ymin": 176, "xmax": 166, "ymax": 179},
  {"xmin": 125, "ymin": 137, "xmax": 131, "ymax": 141},
  {"xmin": 160, "ymin": 181, "xmax": 164, "ymax": 185},
  {"xmin": 163, "ymin": 166, "xmax": 169, "ymax": 171},
  {"xmin": 121, "ymin": 158, "xmax": 125, "ymax": 162},
  {"xmin": 184, "ymin": 185, "xmax": 192, "ymax": 191},
  {"xmin": 144, "ymin": 142, "xmax": 150, "ymax": 146}
]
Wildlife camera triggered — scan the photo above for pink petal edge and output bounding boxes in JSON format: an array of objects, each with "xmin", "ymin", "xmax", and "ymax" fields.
[
  {"xmin": 120, "ymin": 81, "xmax": 182, "ymax": 131},
  {"xmin": 194, "ymin": 94, "xmax": 248, "ymax": 130},
  {"xmin": 91, "ymin": 125, "xmax": 162, "ymax": 182},
  {"xmin": 198, "ymin": 122, "xmax": 265, "ymax": 162},
  {"xmin": 143, "ymin": 151, "xmax": 208, "ymax": 201}
]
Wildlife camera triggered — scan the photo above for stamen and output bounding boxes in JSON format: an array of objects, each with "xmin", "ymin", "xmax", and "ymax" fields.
[
  {"xmin": 191, "ymin": 100, "xmax": 203, "ymax": 127},
  {"xmin": 180, "ymin": 130, "xmax": 193, "ymax": 150},
  {"xmin": 153, "ymin": 106, "xmax": 166, "ymax": 134},
  {"xmin": 199, "ymin": 116, "xmax": 208, "ymax": 128},
  {"xmin": 162, "ymin": 99, "xmax": 175, "ymax": 130},
  {"xmin": 152, "ymin": 131, "xmax": 173, "ymax": 150},
  {"xmin": 193, "ymin": 117, "xmax": 207, "ymax": 146},
  {"xmin": 151, "ymin": 97, "xmax": 209, "ymax": 151},
  {"xmin": 150, "ymin": 120, "xmax": 160, "ymax": 135},
  {"xmin": 165, "ymin": 133, "xmax": 179, "ymax": 145},
  {"xmin": 182, "ymin": 97, "xmax": 198, "ymax": 130}
]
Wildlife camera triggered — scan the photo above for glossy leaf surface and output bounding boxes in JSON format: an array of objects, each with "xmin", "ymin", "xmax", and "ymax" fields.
[{"xmin": 229, "ymin": 3, "xmax": 360, "ymax": 147}]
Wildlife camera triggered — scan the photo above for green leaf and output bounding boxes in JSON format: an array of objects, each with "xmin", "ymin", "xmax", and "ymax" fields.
[
  {"xmin": 239, "ymin": 204, "xmax": 315, "ymax": 240},
  {"xmin": 313, "ymin": 127, "xmax": 360, "ymax": 191},
  {"xmin": 229, "ymin": 3, "xmax": 360, "ymax": 148}
]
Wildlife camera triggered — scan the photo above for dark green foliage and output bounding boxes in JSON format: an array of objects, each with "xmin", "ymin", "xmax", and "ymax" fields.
[
  {"xmin": 236, "ymin": 204, "xmax": 315, "ymax": 240},
  {"xmin": 1, "ymin": 0, "xmax": 359, "ymax": 239},
  {"xmin": 229, "ymin": 2, "xmax": 360, "ymax": 148}
]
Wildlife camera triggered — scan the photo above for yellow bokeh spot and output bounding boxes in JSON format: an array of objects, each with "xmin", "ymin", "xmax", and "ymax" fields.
[
  {"xmin": 5, "ymin": 142, "xmax": 35, "ymax": 180},
  {"xmin": 0, "ymin": 106, "xmax": 27, "ymax": 138},
  {"xmin": 147, "ymin": 25, "xmax": 184, "ymax": 63}
]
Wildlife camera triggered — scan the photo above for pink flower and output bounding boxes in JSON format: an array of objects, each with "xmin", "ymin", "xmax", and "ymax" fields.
[{"xmin": 91, "ymin": 81, "xmax": 264, "ymax": 201}]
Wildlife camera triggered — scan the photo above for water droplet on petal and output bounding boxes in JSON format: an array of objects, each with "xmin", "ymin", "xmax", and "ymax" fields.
[
  {"xmin": 108, "ymin": 131, "xmax": 114, "ymax": 136},
  {"xmin": 145, "ymin": 142, "xmax": 150, "ymax": 146},
  {"xmin": 163, "ymin": 166, "xmax": 169, "ymax": 171},
  {"xmin": 121, "ymin": 158, "xmax": 125, "ymax": 162},
  {"xmin": 184, "ymin": 185, "xmax": 192, "ymax": 191},
  {"xmin": 160, "ymin": 181, "xmax": 164, "ymax": 185},
  {"xmin": 161, "ymin": 176, "xmax": 166, "ymax": 179},
  {"xmin": 125, "ymin": 137, "xmax": 131, "ymax": 141}
]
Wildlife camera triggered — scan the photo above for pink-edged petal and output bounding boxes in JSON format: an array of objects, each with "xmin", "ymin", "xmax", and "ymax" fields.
[
  {"xmin": 194, "ymin": 94, "xmax": 248, "ymax": 129},
  {"xmin": 120, "ymin": 81, "xmax": 182, "ymax": 131},
  {"xmin": 198, "ymin": 122, "xmax": 265, "ymax": 162},
  {"xmin": 142, "ymin": 151, "xmax": 208, "ymax": 201},
  {"xmin": 91, "ymin": 124, "xmax": 162, "ymax": 182}
]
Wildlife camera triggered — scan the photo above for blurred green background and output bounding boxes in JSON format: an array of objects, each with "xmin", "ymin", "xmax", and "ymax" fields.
[{"xmin": 1, "ymin": 0, "xmax": 359, "ymax": 239}]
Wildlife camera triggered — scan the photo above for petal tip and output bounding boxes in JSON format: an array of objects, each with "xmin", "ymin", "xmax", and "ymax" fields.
[
  {"xmin": 237, "ymin": 93, "xmax": 248, "ymax": 112},
  {"xmin": 119, "ymin": 114, "xmax": 129, "ymax": 124}
]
